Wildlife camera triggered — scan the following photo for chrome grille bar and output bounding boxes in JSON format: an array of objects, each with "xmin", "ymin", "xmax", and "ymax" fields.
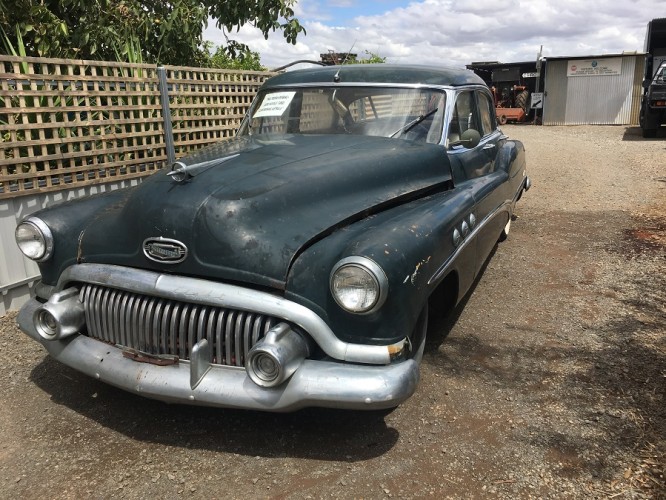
[{"xmin": 79, "ymin": 283, "xmax": 279, "ymax": 365}]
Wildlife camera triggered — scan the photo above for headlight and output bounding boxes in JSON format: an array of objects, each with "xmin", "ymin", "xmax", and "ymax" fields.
[
  {"xmin": 15, "ymin": 217, "xmax": 54, "ymax": 262},
  {"xmin": 330, "ymin": 256, "xmax": 388, "ymax": 314}
]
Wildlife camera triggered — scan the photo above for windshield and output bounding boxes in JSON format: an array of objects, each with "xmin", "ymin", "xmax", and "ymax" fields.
[
  {"xmin": 238, "ymin": 87, "xmax": 446, "ymax": 144},
  {"xmin": 655, "ymin": 64, "xmax": 666, "ymax": 83}
]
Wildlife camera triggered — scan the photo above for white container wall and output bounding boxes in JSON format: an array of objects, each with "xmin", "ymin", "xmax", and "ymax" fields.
[{"xmin": 543, "ymin": 55, "xmax": 644, "ymax": 125}]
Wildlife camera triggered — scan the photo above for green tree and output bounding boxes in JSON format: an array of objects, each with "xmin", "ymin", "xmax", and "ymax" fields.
[
  {"xmin": 355, "ymin": 51, "xmax": 386, "ymax": 64},
  {"xmin": 320, "ymin": 50, "xmax": 385, "ymax": 66},
  {"xmin": 0, "ymin": 0, "xmax": 304, "ymax": 66},
  {"xmin": 207, "ymin": 0, "xmax": 303, "ymax": 46},
  {"xmin": 201, "ymin": 41, "xmax": 265, "ymax": 71}
]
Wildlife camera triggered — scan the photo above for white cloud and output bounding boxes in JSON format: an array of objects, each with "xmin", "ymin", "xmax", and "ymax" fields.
[{"xmin": 203, "ymin": 0, "xmax": 659, "ymax": 70}]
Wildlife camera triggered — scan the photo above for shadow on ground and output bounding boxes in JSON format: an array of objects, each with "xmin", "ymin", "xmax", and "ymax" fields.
[
  {"xmin": 622, "ymin": 125, "xmax": 666, "ymax": 141},
  {"xmin": 30, "ymin": 356, "xmax": 400, "ymax": 461}
]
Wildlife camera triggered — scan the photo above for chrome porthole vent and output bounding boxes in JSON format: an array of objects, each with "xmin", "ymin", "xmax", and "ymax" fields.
[
  {"xmin": 469, "ymin": 213, "xmax": 476, "ymax": 229},
  {"xmin": 452, "ymin": 228, "xmax": 462, "ymax": 247},
  {"xmin": 461, "ymin": 221, "xmax": 470, "ymax": 238}
]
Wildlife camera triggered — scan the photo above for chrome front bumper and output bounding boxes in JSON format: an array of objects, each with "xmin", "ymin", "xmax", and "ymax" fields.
[{"xmin": 18, "ymin": 298, "xmax": 419, "ymax": 411}]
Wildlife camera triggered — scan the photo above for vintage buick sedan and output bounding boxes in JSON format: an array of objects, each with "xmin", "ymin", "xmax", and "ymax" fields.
[{"xmin": 16, "ymin": 64, "xmax": 530, "ymax": 411}]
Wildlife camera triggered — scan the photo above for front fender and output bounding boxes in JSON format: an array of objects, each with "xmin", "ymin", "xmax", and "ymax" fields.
[
  {"xmin": 285, "ymin": 188, "xmax": 474, "ymax": 346},
  {"xmin": 21, "ymin": 188, "xmax": 136, "ymax": 286}
]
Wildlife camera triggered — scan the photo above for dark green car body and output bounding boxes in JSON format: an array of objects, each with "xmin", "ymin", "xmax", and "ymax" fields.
[{"xmin": 16, "ymin": 64, "xmax": 529, "ymax": 411}]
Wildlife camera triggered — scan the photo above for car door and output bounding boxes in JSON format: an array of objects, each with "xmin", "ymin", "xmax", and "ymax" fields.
[
  {"xmin": 446, "ymin": 89, "xmax": 505, "ymax": 278},
  {"xmin": 469, "ymin": 90, "xmax": 509, "ymax": 273},
  {"xmin": 444, "ymin": 89, "xmax": 488, "ymax": 291}
]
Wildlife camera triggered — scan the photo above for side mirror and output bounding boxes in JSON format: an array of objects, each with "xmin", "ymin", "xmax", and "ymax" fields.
[
  {"xmin": 642, "ymin": 80, "xmax": 650, "ymax": 89},
  {"xmin": 450, "ymin": 128, "xmax": 481, "ymax": 149}
]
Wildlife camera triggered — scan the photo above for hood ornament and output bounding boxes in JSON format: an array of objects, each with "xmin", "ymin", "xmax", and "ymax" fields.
[
  {"xmin": 167, "ymin": 161, "xmax": 189, "ymax": 183},
  {"xmin": 168, "ymin": 154, "xmax": 240, "ymax": 183},
  {"xmin": 143, "ymin": 237, "xmax": 188, "ymax": 264}
]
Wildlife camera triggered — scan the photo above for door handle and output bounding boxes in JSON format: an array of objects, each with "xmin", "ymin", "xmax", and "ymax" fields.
[{"xmin": 482, "ymin": 143, "xmax": 496, "ymax": 150}]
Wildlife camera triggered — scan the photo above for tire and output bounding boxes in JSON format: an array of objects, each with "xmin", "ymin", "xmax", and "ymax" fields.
[
  {"xmin": 642, "ymin": 127, "xmax": 657, "ymax": 138},
  {"xmin": 515, "ymin": 90, "xmax": 529, "ymax": 114},
  {"xmin": 499, "ymin": 218, "xmax": 511, "ymax": 242},
  {"xmin": 498, "ymin": 114, "xmax": 508, "ymax": 125}
]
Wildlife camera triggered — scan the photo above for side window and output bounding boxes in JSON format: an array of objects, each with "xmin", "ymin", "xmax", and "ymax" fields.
[
  {"xmin": 657, "ymin": 66, "xmax": 666, "ymax": 83},
  {"xmin": 478, "ymin": 92, "xmax": 496, "ymax": 137},
  {"xmin": 447, "ymin": 91, "xmax": 480, "ymax": 145}
]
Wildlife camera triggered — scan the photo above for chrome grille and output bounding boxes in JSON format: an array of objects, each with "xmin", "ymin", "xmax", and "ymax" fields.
[{"xmin": 79, "ymin": 283, "xmax": 278, "ymax": 366}]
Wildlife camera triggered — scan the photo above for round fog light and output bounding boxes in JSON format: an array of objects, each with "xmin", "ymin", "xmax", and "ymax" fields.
[
  {"xmin": 36, "ymin": 309, "xmax": 58, "ymax": 338},
  {"xmin": 250, "ymin": 353, "xmax": 280, "ymax": 383}
]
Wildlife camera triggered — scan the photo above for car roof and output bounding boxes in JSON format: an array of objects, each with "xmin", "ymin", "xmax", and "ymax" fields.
[{"xmin": 262, "ymin": 64, "xmax": 487, "ymax": 89}]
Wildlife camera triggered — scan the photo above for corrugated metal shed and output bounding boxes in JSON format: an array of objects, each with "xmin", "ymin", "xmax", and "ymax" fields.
[{"xmin": 543, "ymin": 54, "xmax": 644, "ymax": 125}]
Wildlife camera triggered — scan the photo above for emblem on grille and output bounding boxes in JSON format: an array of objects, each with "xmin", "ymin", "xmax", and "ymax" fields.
[{"xmin": 143, "ymin": 237, "xmax": 188, "ymax": 264}]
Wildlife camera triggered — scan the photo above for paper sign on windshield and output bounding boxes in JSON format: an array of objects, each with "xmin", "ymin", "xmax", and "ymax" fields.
[{"xmin": 253, "ymin": 92, "xmax": 296, "ymax": 118}]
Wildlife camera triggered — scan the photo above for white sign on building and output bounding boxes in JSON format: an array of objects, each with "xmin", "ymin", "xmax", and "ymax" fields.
[
  {"xmin": 567, "ymin": 58, "xmax": 622, "ymax": 77},
  {"xmin": 530, "ymin": 92, "xmax": 544, "ymax": 109}
]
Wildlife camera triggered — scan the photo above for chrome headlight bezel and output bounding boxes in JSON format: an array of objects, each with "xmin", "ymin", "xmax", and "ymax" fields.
[
  {"xmin": 330, "ymin": 256, "xmax": 388, "ymax": 314},
  {"xmin": 15, "ymin": 217, "xmax": 54, "ymax": 262}
]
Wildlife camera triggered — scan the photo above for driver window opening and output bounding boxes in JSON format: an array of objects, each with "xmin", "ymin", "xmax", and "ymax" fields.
[
  {"xmin": 448, "ymin": 91, "xmax": 480, "ymax": 146},
  {"xmin": 656, "ymin": 66, "xmax": 666, "ymax": 83},
  {"xmin": 478, "ymin": 92, "xmax": 496, "ymax": 137}
]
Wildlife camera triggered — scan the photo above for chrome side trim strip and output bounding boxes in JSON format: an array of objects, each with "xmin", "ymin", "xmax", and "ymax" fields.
[
  {"xmin": 428, "ymin": 200, "xmax": 512, "ymax": 285},
  {"xmin": 54, "ymin": 263, "xmax": 398, "ymax": 365}
]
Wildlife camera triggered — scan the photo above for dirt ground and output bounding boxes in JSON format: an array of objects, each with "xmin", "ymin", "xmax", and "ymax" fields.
[{"xmin": 0, "ymin": 125, "xmax": 664, "ymax": 499}]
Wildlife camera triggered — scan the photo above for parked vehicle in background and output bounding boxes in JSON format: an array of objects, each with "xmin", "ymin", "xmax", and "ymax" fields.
[
  {"xmin": 15, "ymin": 64, "xmax": 530, "ymax": 412},
  {"xmin": 639, "ymin": 18, "xmax": 666, "ymax": 138},
  {"xmin": 466, "ymin": 61, "xmax": 544, "ymax": 125}
]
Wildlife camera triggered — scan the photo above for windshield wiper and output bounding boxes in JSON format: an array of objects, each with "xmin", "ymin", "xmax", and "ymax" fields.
[{"xmin": 389, "ymin": 108, "xmax": 438, "ymax": 138}]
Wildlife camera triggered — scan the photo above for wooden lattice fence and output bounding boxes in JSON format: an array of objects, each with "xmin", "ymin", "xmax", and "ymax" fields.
[
  {"xmin": 166, "ymin": 65, "xmax": 272, "ymax": 157},
  {"xmin": 0, "ymin": 55, "xmax": 274, "ymax": 200}
]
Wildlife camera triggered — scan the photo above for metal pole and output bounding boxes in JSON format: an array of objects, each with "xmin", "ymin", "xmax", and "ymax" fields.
[
  {"xmin": 157, "ymin": 66, "xmax": 176, "ymax": 165},
  {"xmin": 534, "ymin": 45, "xmax": 543, "ymax": 93},
  {"xmin": 534, "ymin": 45, "xmax": 543, "ymax": 125}
]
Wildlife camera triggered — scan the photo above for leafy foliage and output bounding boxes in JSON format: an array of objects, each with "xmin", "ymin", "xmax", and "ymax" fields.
[
  {"xmin": 320, "ymin": 50, "xmax": 386, "ymax": 66},
  {"xmin": 0, "ymin": 0, "xmax": 303, "ymax": 66},
  {"xmin": 355, "ymin": 50, "xmax": 386, "ymax": 64},
  {"xmin": 354, "ymin": 51, "xmax": 386, "ymax": 64},
  {"xmin": 201, "ymin": 41, "xmax": 265, "ymax": 71},
  {"xmin": 207, "ymin": 0, "xmax": 304, "ymax": 46}
]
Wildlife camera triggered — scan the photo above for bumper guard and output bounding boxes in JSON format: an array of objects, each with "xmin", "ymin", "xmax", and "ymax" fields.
[{"xmin": 19, "ymin": 298, "xmax": 419, "ymax": 412}]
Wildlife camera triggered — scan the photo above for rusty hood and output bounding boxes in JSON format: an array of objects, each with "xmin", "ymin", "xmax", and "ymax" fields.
[{"xmin": 77, "ymin": 134, "xmax": 452, "ymax": 288}]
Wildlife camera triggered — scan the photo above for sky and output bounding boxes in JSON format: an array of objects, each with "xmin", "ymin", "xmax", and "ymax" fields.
[{"xmin": 203, "ymin": 0, "xmax": 661, "ymax": 71}]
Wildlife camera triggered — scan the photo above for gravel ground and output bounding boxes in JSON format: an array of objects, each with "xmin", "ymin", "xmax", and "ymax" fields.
[{"xmin": 0, "ymin": 125, "xmax": 664, "ymax": 499}]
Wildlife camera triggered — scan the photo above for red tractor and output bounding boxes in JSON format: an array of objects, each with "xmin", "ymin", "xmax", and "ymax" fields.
[{"xmin": 492, "ymin": 85, "xmax": 530, "ymax": 125}]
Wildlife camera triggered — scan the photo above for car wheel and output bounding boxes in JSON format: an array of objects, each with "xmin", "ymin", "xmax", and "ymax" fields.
[
  {"xmin": 499, "ymin": 218, "xmax": 511, "ymax": 242},
  {"xmin": 409, "ymin": 304, "xmax": 429, "ymax": 364}
]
